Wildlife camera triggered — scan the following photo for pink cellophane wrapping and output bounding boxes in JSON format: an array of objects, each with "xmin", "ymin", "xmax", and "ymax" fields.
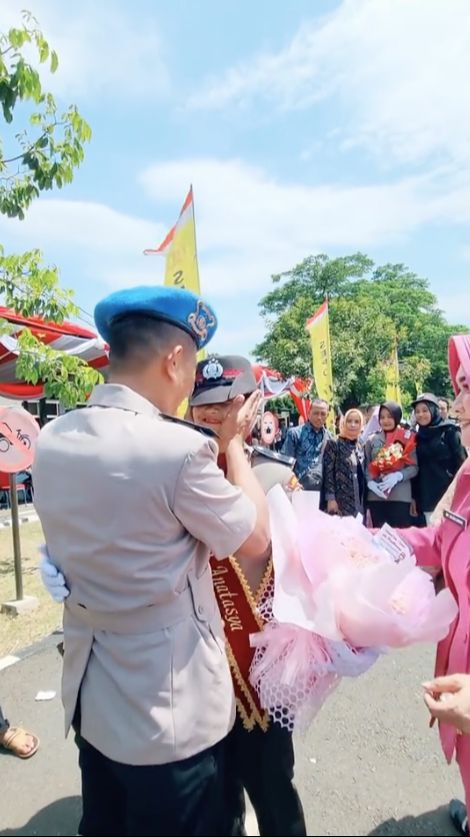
[{"xmin": 249, "ymin": 485, "xmax": 458, "ymax": 731}]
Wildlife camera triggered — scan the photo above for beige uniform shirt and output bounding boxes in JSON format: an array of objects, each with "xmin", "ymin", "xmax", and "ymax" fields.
[{"xmin": 32, "ymin": 384, "xmax": 256, "ymax": 766}]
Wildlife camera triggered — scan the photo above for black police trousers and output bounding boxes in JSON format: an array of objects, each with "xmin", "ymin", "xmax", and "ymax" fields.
[
  {"xmin": 77, "ymin": 735, "xmax": 226, "ymax": 837},
  {"xmin": 224, "ymin": 715, "xmax": 307, "ymax": 836}
]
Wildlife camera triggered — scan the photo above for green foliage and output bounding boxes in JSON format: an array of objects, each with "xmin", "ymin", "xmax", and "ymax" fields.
[
  {"xmin": 255, "ymin": 253, "xmax": 467, "ymax": 411},
  {"xmin": 0, "ymin": 246, "xmax": 103, "ymax": 404},
  {"xmin": 264, "ymin": 395, "xmax": 295, "ymax": 414},
  {"xmin": 16, "ymin": 329, "xmax": 101, "ymax": 408},
  {"xmin": 0, "ymin": 11, "xmax": 91, "ymax": 219},
  {"xmin": 0, "ymin": 246, "xmax": 78, "ymax": 320},
  {"xmin": 0, "ymin": 12, "xmax": 101, "ymax": 406}
]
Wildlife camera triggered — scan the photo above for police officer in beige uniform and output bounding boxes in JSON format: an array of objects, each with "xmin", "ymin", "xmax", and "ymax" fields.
[{"xmin": 32, "ymin": 286, "xmax": 270, "ymax": 837}]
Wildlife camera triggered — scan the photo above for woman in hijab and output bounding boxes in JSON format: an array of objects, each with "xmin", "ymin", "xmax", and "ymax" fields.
[
  {"xmin": 364, "ymin": 400, "xmax": 418, "ymax": 527},
  {"xmin": 324, "ymin": 408, "xmax": 365, "ymax": 517},
  {"xmin": 411, "ymin": 392, "xmax": 466, "ymax": 525},
  {"xmin": 403, "ymin": 334, "xmax": 470, "ymax": 836}
]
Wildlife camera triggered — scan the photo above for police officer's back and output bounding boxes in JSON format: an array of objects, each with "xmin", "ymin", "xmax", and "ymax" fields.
[{"xmin": 32, "ymin": 286, "xmax": 269, "ymax": 837}]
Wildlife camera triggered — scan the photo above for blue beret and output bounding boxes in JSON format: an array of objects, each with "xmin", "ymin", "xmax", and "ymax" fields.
[{"xmin": 94, "ymin": 285, "xmax": 218, "ymax": 350}]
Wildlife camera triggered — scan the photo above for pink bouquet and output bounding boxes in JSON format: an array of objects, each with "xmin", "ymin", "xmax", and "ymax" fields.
[{"xmin": 249, "ymin": 486, "xmax": 458, "ymax": 731}]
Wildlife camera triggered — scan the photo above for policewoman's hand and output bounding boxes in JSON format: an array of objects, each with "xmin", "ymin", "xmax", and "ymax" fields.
[{"xmin": 218, "ymin": 391, "xmax": 261, "ymax": 447}]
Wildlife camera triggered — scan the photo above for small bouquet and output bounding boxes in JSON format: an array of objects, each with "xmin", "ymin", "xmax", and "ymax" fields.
[
  {"xmin": 368, "ymin": 428, "xmax": 416, "ymax": 479},
  {"xmin": 249, "ymin": 486, "xmax": 457, "ymax": 731}
]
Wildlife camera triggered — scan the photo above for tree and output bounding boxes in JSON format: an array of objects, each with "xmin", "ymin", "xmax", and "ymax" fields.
[
  {"xmin": 0, "ymin": 11, "xmax": 100, "ymax": 407},
  {"xmin": 254, "ymin": 253, "xmax": 466, "ymax": 410}
]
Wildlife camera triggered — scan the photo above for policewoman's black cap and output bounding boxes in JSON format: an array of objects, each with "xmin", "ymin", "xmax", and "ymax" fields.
[{"xmin": 190, "ymin": 355, "xmax": 257, "ymax": 406}]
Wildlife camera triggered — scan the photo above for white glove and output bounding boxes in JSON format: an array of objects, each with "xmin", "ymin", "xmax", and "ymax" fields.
[
  {"xmin": 380, "ymin": 472, "xmax": 403, "ymax": 493},
  {"xmin": 368, "ymin": 480, "xmax": 388, "ymax": 500},
  {"xmin": 39, "ymin": 545, "xmax": 70, "ymax": 603}
]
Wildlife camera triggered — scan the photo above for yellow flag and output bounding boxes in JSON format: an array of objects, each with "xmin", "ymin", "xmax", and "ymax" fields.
[
  {"xmin": 145, "ymin": 186, "xmax": 200, "ymax": 293},
  {"xmin": 306, "ymin": 300, "xmax": 334, "ymax": 428},
  {"xmin": 165, "ymin": 189, "xmax": 200, "ymax": 293},
  {"xmin": 144, "ymin": 187, "xmax": 203, "ymax": 416},
  {"xmin": 385, "ymin": 341, "xmax": 401, "ymax": 404}
]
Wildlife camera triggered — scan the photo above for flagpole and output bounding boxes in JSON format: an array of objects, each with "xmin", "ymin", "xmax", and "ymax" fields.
[{"xmin": 189, "ymin": 183, "xmax": 201, "ymax": 292}]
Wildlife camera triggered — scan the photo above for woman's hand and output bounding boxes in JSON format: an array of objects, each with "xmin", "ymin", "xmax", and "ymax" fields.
[
  {"xmin": 423, "ymin": 674, "xmax": 470, "ymax": 734},
  {"xmin": 327, "ymin": 499, "xmax": 339, "ymax": 515}
]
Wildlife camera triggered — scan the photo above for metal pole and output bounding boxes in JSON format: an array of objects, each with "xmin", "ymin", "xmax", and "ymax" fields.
[{"xmin": 9, "ymin": 473, "xmax": 23, "ymax": 601}]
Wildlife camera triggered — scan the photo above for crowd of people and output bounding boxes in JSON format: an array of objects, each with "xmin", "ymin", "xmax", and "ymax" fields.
[
  {"xmin": 276, "ymin": 393, "xmax": 467, "ymax": 531},
  {"xmin": 2, "ymin": 282, "xmax": 470, "ymax": 837}
]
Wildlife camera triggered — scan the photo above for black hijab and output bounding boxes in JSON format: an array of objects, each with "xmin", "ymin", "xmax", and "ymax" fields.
[
  {"xmin": 379, "ymin": 401, "xmax": 402, "ymax": 430},
  {"xmin": 414, "ymin": 398, "xmax": 445, "ymax": 439}
]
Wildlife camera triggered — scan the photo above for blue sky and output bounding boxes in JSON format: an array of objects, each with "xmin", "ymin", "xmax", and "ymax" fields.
[{"xmin": 1, "ymin": 0, "xmax": 469, "ymax": 356}]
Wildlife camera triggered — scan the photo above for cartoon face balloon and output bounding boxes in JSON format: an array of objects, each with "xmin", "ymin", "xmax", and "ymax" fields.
[
  {"xmin": 261, "ymin": 411, "xmax": 279, "ymax": 446},
  {"xmin": 0, "ymin": 406, "xmax": 40, "ymax": 472}
]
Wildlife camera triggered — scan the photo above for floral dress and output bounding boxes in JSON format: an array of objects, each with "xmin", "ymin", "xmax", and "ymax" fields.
[{"xmin": 323, "ymin": 437, "xmax": 365, "ymax": 517}]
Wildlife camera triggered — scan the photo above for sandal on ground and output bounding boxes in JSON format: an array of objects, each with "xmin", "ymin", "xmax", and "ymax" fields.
[
  {"xmin": 450, "ymin": 799, "xmax": 469, "ymax": 836},
  {"xmin": 0, "ymin": 726, "xmax": 40, "ymax": 759}
]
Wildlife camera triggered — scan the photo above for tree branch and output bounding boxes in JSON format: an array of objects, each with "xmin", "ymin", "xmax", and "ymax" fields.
[
  {"xmin": 2, "ymin": 132, "xmax": 49, "ymax": 164},
  {"xmin": 2, "ymin": 117, "xmax": 68, "ymax": 166},
  {"xmin": 0, "ymin": 173, "xmax": 21, "ymax": 183}
]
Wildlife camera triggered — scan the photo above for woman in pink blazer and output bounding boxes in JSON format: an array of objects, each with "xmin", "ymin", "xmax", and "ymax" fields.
[{"xmin": 404, "ymin": 333, "xmax": 470, "ymax": 835}]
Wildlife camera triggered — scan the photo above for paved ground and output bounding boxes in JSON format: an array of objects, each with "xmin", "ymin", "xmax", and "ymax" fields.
[{"xmin": 0, "ymin": 640, "xmax": 463, "ymax": 836}]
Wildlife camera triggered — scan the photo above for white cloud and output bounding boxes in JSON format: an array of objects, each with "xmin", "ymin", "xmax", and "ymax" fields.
[
  {"xmin": 140, "ymin": 157, "xmax": 470, "ymax": 299},
  {"xmin": 0, "ymin": 188, "xmax": 270, "ymax": 354},
  {"xmin": 0, "ymin": 199, "xmax": 163, "ymax": 256},
  {"xmin": 1, "ymin": 157, "xmax": 469, "ymax": 305},
  {"xmin": 2, "ymin": 0, "xmax": 170, "ymax": 101},
  {"xmin": 1, "ymin": 156, "xmax": 468, "ymax": 351},
  {"xmin": 210, "ymin": 319, "xmax": 266, "ymax": 358},
  {"xmin": 188, "ymin": 0, "xmax": 470, "ymax": 167},
  {"xmin": 0, "ymin": 198, "xmax": 167, "ymax": 313}
]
